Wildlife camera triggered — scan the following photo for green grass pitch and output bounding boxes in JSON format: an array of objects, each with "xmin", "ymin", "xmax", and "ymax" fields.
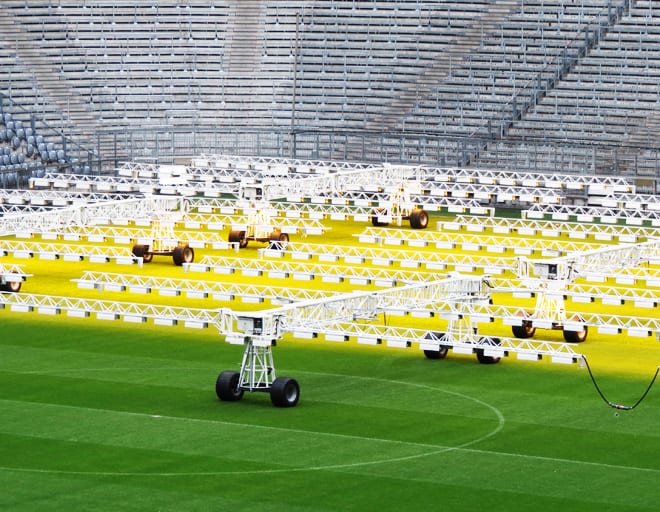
[{"xmin": 1, "ymin": 211, "xmax": 659, "ymax": 511}]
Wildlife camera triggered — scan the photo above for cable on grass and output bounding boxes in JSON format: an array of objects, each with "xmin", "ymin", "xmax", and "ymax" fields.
[{"xmin": 581, "ymin": 356, "xmax": 659, "ymax": 412}]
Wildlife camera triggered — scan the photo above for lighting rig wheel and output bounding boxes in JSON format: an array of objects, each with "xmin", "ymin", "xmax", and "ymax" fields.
[
  {"xmin": 423, "ymin": 331, "xmax": 448, "ymax": 359},
  {"xmin": 476, "ymin": 337, "xmax": 502, "ymax": 364},
  {"xmin": 563, "ymin": 316, "xmax": 588, "ymax": 343},
  {"xmin": 409, "ymin": 209, "xmax": 429, "ymax": 229},
  {"xmin": 268, "ymin": 231, "xmax": 289, "ymax": 250},
  {"xmin": 4, "ymin": 280, "xmax": 21, "ymax": 293},
  {"xmin": 512, "ymin": 313, "xmax": 536, "ymax": 339},
  {"xmin": 270, "ymin": 377, "xmax": 300, "ymax": 407},
  {"xmin": 216, "ymin": 371, "xmax": 244, "ymax": 402},
  {"xmin": 2, "ymin": 271, "xmax": 22, "ymax": 293},
  {"xmin": 173, "ymin": 245, "xmax": 194, "ymax": 266},
  {"xmin": 132, "ymin": 244, "xmax": 152, "ymax": 263},
  {"xmin": 228, "ymin": 230, "xmax": 248, "ymax": 249}
]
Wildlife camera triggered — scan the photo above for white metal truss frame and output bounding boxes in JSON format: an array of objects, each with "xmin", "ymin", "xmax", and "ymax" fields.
[
  {"xmin": 227, "ymin": 216, "xmax": 327, "ymax": 237},
  {"xmin": 259, "ymin": 241, "xmax": 519, "ymax": 275},
  {"xmin": 357, "ymin": 227, "xmax": 607, "ymax": 257},
  {"xmin": 0, "ymin": 263, "xmax": 29, "ymax": 285},
  {"xmin": 187, "ymin": 255, "xmax": 441, "ymax": 286},
  {"xmin": 520, "ymin": 240, "xmax": 660, "ymax": 282},
  {"xmin": 217, "ymin": 276, "xmax": 583, "ymax": 365},
  {"xmin": 110, "ymin": 159, "xmax": 589, "ymax": 211},
  {"xmin": 191, "ymin": 154, "xmax": 380, "ymax": 175},
  {"xmin": 30, "ymin": 224, "xmax": 238, "ymax": 251},
  {"xmin": 592, "ymin": 267, "xmax": 660, "ymax": 286},
  {"xmin": 225, "ymin": 166, "xmax": 421, "ymax": 203},
  {"xmin": 525, "ymin": 204, "xmax": 660, "ymax": 226},
  {"xmin": 186, "ymin": 195, "xmax": 488, "ymax": 219},
  {"xmin": 442, "ymin": 215, "xmax": 660, "ymax": 244},
  {"xmin": 508, "ymin": 239, "xmax": 660, "ymax": 331},
  {"xmin": 422, "ymin": 182, "xmax": 563, "ymax": 205},
  {"xmin": 115, "ymin": 161, "xmax": 160, "ymax": 178},
  {"xmin": 2, "ymin": 285, "xmax": 650, "ymax": 352},
  {"xmin": 220, "ymin": 275, "xmax": 490, "ymax": 346},
  {"xmin": 1, "ymin": 188, "xmax": 133, "ymax": 206},
  {"xmin": 422, "ymin": 166, "xmax": 634, "ymax": 194},
  {"xmin": 73, "ymin": 271, "xmax": 340, "ymax": 304},
  {"xmin": 0, "ymin": 204, "xmax": 54, "ymax": 217},
  {"xmin": 31, "ymin": 171, "xmax": 213, "ymax": 197},
  {"xmin": 0, "ymin": 292, "xmax": 227, "ymax": 329},
  {"xmin": 30, "ymin": 173, "xmax": 161, "ymax": 195},
  {"xmin": 189, "ymin": 155, "xmax": 634, "ymax": 199},
  {"xmin": 15, "ymin": 209, "xmax": 328, "ymax": 241},
  {"xmin": 588, "ymin": 192, "xmax": 660, "ymax": 211},
  {"xmin": 1, "ymin": 240, "xmax": 141, "ymax": 265},
  {"xmin": 180, "ymin": 211, "xmax": 328, "ymax": 235},
  {"xmin": 69, "ymin": 161, "xmax": 397, "ymax": 200},
  {"xmin": 489, "ymin": 279, "xmax": 660, "ymax": 308},
  {"xmin": 478, "ymin": 303, "xmax": 660, "ymax": 339},
  {"xmin": 0, "ymin": 197, "xmax": 182, "ymax": 236},
  {"xmin": 190, "ymin": 155, "xmax": 633, "ymax": 196}
]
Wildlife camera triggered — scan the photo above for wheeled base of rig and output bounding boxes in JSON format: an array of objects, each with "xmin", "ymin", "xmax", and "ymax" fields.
[{"xmin": 215, "ymin": 341, "xmax": 300, "ymax": 407}]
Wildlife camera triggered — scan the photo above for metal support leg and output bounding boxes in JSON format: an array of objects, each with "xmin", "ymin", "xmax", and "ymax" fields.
[{"xmin": 239, "ymin": 340, "xmax": 276, "ymax": 392}]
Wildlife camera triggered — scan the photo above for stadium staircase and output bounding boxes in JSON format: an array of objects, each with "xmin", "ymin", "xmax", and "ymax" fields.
[{"xmin": 365, "ymin": 0, "xmax": 521, "ymax": 132}]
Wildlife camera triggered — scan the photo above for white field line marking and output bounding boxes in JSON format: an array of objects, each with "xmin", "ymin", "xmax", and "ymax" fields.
[
  {"xmin": 0, "ymin": 367, "xmax": 503, "ymax": 476},
  {"xmin": 2, "ymin": 367, "xmax": 657, "ymax": 477}
]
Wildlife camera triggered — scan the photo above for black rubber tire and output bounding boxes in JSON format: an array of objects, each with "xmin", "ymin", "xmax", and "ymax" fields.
[
  {"xmin": 216, "ymin": 371, "xmax": 244, "ymax": 402},
  {"xmin": 268, "ymin": 231, "xmax": 289, "ymax": 250},
  {"xmin": 4, "ymin": 279, "xmax": 21, "ymax": 293},
  {"xmin": 476, "ymin": 337, "xmax": 502, "ymax": 364},
  {"xmin": 132, "ymin": 244, "xmax": 154, "ymax": 263},
  {"xmin": 173, "ymin": 245, "xmax": 194, "ymax": 266},
  {"xmin": 3, "ymin": 271, "xmax": 22, "ymax": 293},
  {"xmin": 409, "ymin": 209, "xmax": 429, "ymax": 229},
  {"xmin": 228, "ymin": 230, "xmax": 248, "ymax": 249},
  {"xmin": 423, "ymin": 331, "xmax": 448, "ymax": 359},
  {"xmin": 132, "ymin": 244, "xmax": 145, "ymax": 258},
  {"xmin": 424, "ymin": 348, "xmax": 448, "ymax": 359},
  {"xmin": 270, "ymin": 377, "xmax": 300, "ymax": 407},
  {"xmin": 512, "ymin": 321, "xmax": 536, "ymax": 339},
  {"xmin": 371, "ymin": 208, "xmax": 389, "ymax": 227},
  {"xmin": 563, "ymin": 318, "xmax": 588, "ymax": 343}
]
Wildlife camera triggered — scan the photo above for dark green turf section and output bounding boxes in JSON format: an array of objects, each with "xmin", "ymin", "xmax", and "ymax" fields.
[{"xmin": 0, "ymin": 313, "xmax": 659, "ymax": 511}]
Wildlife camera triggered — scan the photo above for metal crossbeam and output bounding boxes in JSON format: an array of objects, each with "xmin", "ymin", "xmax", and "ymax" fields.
[
  {"xmin": 357, "ymin": 227, "xmax": 606, "ymax": 256},
  {"xmin": 423, "ymin": 166, "xmax": 633, "ymax": 193},
  {"xmin": 590, "ymin": 192, "xmax": 660, "ymax": 210},
  {"xmin": 525, "ymin": 203, "xmax": 660, "ymax": 225},
  {"xmin": 1, "ymin": 240, "xmax": 140, "ymax": 264},
  {"xmin": 0, "ymin": 197, "xmax": 181, "ymax": 236},
  {"xmin": 260, "ymin": 241, "xmax": 518, "ymax": 275},
  {"xmin": 489, "ymin": 280, "xmax": 660, "ymax": 308},
  {"xmin": 0, "ymin": 263, "xmax": 29, "ymax": 288},
  {"xmin": 187, "ymin": 195, "xmax": 486, "ymax": 217},
  {"xmin": 1, "ymin": 188, "xmax": 132, "ymax": 206},
  {"xmin": 191, "ymin": 154, "xmax": 379, "ymax": 175},
  {"xmin": 30, "ymin": 224, "xmax": 236, "ymax": 251},
  {"xmin": 444, "ymin": 215, "xmax": 660, "ymax": 244},
  {"xmin": 74, "ymin": 271, "xmax": 339, "ymax": 304},
  {"xmin": 521, "ymin": 240, "xmax": 660, "ymax": 282},
  {"xmin": 464, "ymin": 302, "xmax": 660, "ymax": 338},
  {"xmin": 0, "ymin": 292, "xmax": 227, "ymax": 328},
  {"xmin": 188, "ymin": 255, "xmax": 441, "ymax": 286},
  {"xmin": 217, "ymin": 276, "xmax": 583, "ymax": 363}
]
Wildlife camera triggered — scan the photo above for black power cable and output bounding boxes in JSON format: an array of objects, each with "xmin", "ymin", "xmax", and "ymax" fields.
[{"xmin": 581, "ymin": 356, "xmax": 660, "ymax": 412}]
